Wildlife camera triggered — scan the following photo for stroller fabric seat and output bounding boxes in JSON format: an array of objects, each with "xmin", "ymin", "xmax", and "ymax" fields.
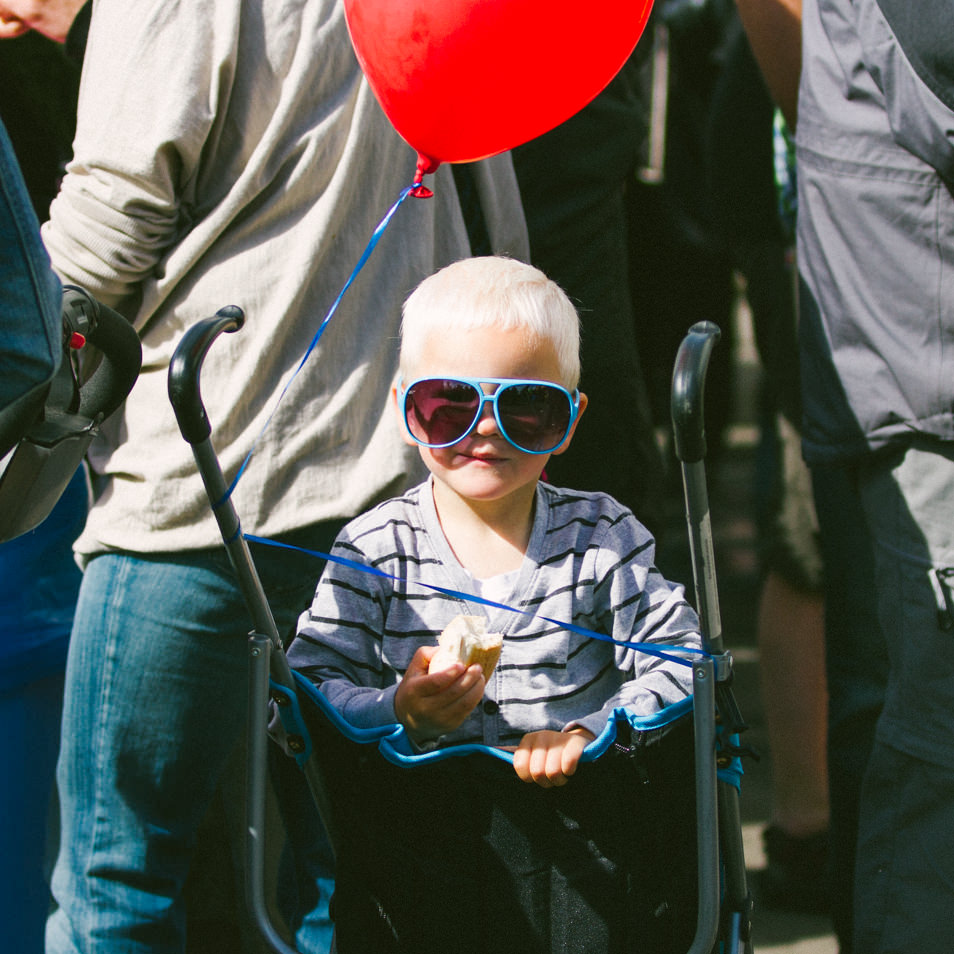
[{"xmin": 287, "ymin": 675, "xmax": 700, "ymax": 954}]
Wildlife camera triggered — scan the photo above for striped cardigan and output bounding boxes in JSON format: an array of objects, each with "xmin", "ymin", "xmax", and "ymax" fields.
[{"xmin": 288, "ymin": 478, "xmax": 700, "ymax": 745}]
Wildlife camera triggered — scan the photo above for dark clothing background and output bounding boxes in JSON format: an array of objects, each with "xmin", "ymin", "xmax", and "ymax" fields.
[{"xmin": 511, "ymin": 36, "xmax": 666, "ymax": 536}]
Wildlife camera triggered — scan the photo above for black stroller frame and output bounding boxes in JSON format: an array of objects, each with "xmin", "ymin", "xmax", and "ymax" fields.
[{"xmin": 168, "ymin": 313, "xmax": 753, "ymax": 954}]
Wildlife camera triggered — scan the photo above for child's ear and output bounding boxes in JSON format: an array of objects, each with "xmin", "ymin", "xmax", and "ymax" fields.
[
  {"xmin": 392, "ymin": 385, "xmax": 418, "ymax": 447},
  {"xmin": 550, "ymin": 392, "xmax": 587, "ymax": 456}
]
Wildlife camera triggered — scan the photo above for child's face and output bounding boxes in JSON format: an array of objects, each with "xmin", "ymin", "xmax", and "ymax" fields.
[{"xmin": 395, "ymin": 324, "xmax": 586, "ymax": 510}]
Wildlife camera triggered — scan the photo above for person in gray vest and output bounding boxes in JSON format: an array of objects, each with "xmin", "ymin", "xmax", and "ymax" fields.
[
  {"xmin": 748, "ymin": 2, "xmax": 954, "ymax": 951},
  {"xmin": 797, "ymin": 4, "xmax": 954, "ymax": 951}
]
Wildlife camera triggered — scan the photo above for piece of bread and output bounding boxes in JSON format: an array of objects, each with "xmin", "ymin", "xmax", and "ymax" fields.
[{"xmin": 428, "ymin": 614, "xmax": 502, "ymax": 682}]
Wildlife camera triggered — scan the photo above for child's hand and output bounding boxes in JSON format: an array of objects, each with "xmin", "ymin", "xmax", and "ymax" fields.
[
  {"xmin": 513, "ymin": 728, "xmax": 596, "ymax": 788},
  {"xmin": 394, "ymin": 645, "xmax": 486, "ymax": 743}
]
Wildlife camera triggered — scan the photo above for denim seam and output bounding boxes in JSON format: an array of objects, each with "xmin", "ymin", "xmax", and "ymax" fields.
[{"xmin": 84, "ymin": 555, "xmax": 130, "ymax": 936}]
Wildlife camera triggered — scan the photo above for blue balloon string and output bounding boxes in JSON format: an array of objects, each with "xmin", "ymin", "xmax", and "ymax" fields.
[
  {"xmin": 217, "ymin": 181, "xmax": 419, "ymax": 505},
  {"xmin": 244, "ymin": 533, "xmax": 708, "ymax": 668}
]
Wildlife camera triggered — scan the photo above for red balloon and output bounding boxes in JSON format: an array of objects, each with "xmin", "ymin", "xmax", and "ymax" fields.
[{"xmin": 344, "ymin": 0, "xmax": 655, "ymax": 172}]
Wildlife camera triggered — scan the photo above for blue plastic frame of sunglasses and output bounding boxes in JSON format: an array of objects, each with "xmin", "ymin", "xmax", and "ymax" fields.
[{"xmin": 397, "ymin": 376, "xmax": 581, "ymax": 455}]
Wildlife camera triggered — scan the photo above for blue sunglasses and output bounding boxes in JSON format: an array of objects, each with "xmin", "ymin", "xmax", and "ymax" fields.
[{"xmin": 397, "ymin": 376, "xmax": 580, "ymax": 455}]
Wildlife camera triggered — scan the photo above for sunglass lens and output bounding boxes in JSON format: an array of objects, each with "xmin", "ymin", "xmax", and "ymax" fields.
[
  {"xmin": 405, "ymin": 379, "xmax": 481, "ymax": 446},
  {"xmin": 497, "ymin": 384, "xmax": 572, "ymax": 452}
]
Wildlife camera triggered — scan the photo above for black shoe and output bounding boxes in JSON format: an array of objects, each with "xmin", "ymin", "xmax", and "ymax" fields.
[{"xmin": 757, "ymin": 825, "xmax": 832, "ymax": 916}]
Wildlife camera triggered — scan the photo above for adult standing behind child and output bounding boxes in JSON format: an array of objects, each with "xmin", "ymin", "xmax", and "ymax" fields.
[
  {"xmin": 39, "ymin": 1, "xmax": 528, "ymax": 952},
  {"xmin": 288, "ymin": 256, "xmax": 701, "ymax": 788},
  {"xmin": 746, "ymin": 1, "xmax": 954, "ymax": 951},
  {"xmin": 796, "ymin": 3, "xmax": 954, "ymax": 951}
]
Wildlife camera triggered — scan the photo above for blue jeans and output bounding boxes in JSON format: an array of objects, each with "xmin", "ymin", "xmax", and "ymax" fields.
[
  {"xmin": 46, "ymin": 521, "xmax": 343, "ymax": 954},
  {"xmin": 1, "ymin": 468, "xmax": 86, "ymax": 954},
  {"xmin": 0, "ymin": 116, "xmax": 61, "ymax": 419}
]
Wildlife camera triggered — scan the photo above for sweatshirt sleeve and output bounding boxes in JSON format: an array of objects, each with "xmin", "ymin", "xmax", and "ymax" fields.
[
  {"xmin": 287, "ymin": 536, "xmax": 401, "ymax": 731},
  {"xmin": 41, "ymin": 0, "xmax": 235, "ymax": 308}
]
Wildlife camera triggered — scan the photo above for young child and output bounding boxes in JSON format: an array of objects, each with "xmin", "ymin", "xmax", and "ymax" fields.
[{"xmin": 287, "ymin": 256, "xmax": 701, "ymax": 788}]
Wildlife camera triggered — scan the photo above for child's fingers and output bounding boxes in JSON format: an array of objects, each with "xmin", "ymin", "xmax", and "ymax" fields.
[
  {"xmin": 418, "ymin": 660, "xmax": 482, "ymax": 700},
  {"xmin": 405, "ymin": 644, "xmax": 441, "ymax": 680},
  {"xmin": 512, "ymin": 745, "xmax": 532, "ymax": 783},
  {"xmin": 417, "ymin": 662, "xmax": 465, "ymax": 694},
  {"xmin": 513, "ymin": 732, "xmax": 562, "ymax": 787},
  {"xmin": 433, "ymin": 666, "xmax": 485, "ymax": 729},
  {"xmin": 559, "ymin": 734, "xmax": 588, "ymax": 779},
  {"xmin": 513, "ymin": 731, "xmax": 590, "ymax": 788},
  {"xmin": 533, "ymin": 747, "xmax": 563, "ymax": 788},
  {"xmin": 398, "ymin": 663, "xmax": 485, "ymax": 739},
  {"xmin": 431, "ymin": 664, "xmax": 485, "ymax": 715}
]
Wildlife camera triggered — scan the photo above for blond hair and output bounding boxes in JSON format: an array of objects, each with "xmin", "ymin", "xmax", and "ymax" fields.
[{"xmin": 400, "ymin": 256, "xmax": 581, "ymax": 388}]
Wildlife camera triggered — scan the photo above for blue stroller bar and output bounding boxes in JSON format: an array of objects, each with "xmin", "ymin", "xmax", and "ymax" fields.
[
  {"xmin": 275, "ymin": 668, "xmax": 697, "ymax": 770},
  {"xmin": 168, "ymin": 313, "xmax": 752, "ymax": 954}
]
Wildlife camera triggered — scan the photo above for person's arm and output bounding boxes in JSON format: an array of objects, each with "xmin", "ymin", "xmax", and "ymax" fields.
[
  {"xmin": 289, "ymin": 549, "xmax": 402, "ymax": 731},
  {"xmin": 289, "ymin": 535, "xmax": 485, "ymax": 740},
  {"xmin": 41, "ymin": 0, "xmax": 231, "ymax": 309},
  {"xmin": 735, "ymin": 0, "xmax": 802, "ymax": 129}
]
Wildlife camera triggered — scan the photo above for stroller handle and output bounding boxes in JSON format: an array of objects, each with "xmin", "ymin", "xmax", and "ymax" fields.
[
  {"xmin": 168, "ymin": 306, "xmax": 245, "ymax": 445},
  {"xmin": 671, "ymin": 320, "xmax": 721, "ymax": 464}
]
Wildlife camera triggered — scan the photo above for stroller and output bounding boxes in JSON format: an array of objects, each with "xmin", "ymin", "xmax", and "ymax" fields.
[{"xmin": 169, "ymin": 314, "xmax": 753, "ymax": 954}]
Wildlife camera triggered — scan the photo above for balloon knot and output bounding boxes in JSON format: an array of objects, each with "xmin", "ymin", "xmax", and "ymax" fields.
[{"xmin": 410, "ymin": 153, "xmax": 440, "ymax": 198}]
